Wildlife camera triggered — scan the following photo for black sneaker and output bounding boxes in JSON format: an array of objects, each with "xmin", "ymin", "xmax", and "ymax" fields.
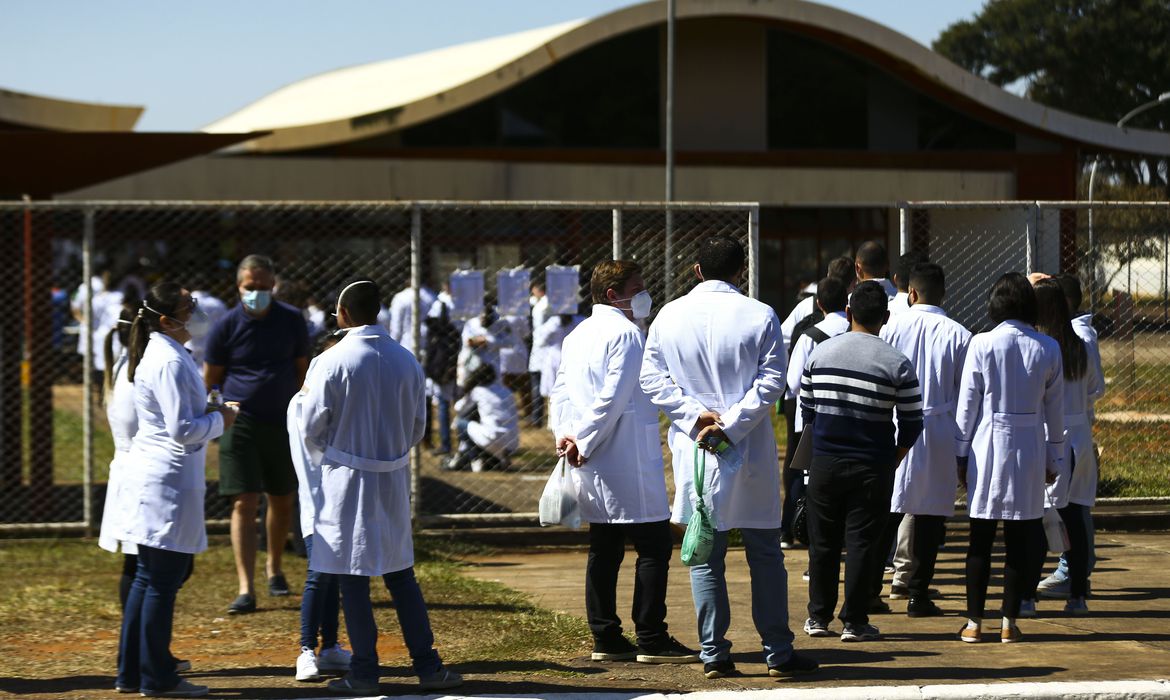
[
  {"xmin": 769, "ymin": 651, "xmax": 820, "ymax": 678},
  {"xmin": 268, "ymin": 574, "xmax": 291, "ymax": 597},
  {"xmin": 869, "ymin": 597, "xmax": 892, "ymax": 614},
  {"xmin": 591, "ymin": 636, "xmax": 637, "ymax": 662},
  {"xmin": 227, "ymin": 593, "xmax": 256, "ymax": 614},
  {"xmin": 636, "ymin": 636, "xmax": 699, "ymax": 664},
  {"xmin": 841, "ymin": 622, "xmax": 881, "ymax": 642},
  {"xmin": 703, "ymin": 658, "xmax": 737, "ymax": 679},
  {"xmin": 906, "ymin": 597, "xmax": 944, "ymax": 618}
]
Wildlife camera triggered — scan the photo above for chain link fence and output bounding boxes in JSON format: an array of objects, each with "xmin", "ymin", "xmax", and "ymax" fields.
[
  {"xmin": 0, "ymin": 201, "xmax": 758, "ymax": 534},
  {"xmin": 899, "ymin": 201, "xmax": 1170, "ymax": 501}
]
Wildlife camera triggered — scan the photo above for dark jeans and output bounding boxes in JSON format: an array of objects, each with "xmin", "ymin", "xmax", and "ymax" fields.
[
  {"xmin": 585, "ymin": 520, "xmax": 673, "ymax": 646},
  {"xmin": 528, "ymin": 371, "xmax": 544, "ymax": 425},
  {"xmin": 436, "ymin": 394, "xmax": 452, "ymax": 452},
  {"xmin": 779, "ymin": 400, "xmax": 805, "ymax": 540},
  {"xmin": 806, "ymin": 456, "xmax": 894, "ymax": 626},
  {"xmin": 338, "ymin": 568, "xmax": 443, "ymax": 683},
  {"xmin": 872, "ymin": 511, "xmax": 905, "ymax": 599},
  {"xmin": 907, "ymin": 515, "xmax": 947, "ymax": 598},
  {"xmin": 1058, "ymin": 503, "xmax": 1091, "ymax": 599},
  {"xmin": 300, "ymin": 535, "xmax": 340, "ymax": 651},
  {"xmin": 117, "ymin": 545, "xmax": 193, "ymax": 693},
  {"xmin": 965, "ymin": 518, "xmax": 1046, "ymax": 619}
]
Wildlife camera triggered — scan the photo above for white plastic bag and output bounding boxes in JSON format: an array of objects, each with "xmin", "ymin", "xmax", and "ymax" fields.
[
  {"xmin": 538, "ymin": 457, "xmax": 580, "ymax": 528},
  {"xmin": 1042, "ymin": 493, "xmax": 1070, "ymax": 554}
]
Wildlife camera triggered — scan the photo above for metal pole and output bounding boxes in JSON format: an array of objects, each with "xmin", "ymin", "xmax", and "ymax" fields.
[
  {"xmin": 409, "ymin": 205, "xmax": 422, "ymax": 524},
  {"xmin": 747, "ymin": 206, "xmax": 760, "ymax": 299},
  {"xmin": 612, "ymin": 208, "xmax": 623, "ymax": 260},
  {"xmin": 664, "ymin": 0, "xmax": 676, "ymax": 299},
  {"xmin": 1025, "ymin": 203, "xmax": 1038, "ymax": 275},
  {"xmin": 1088, "ymin": 157, "xmax": 1099, "ymax": 313},
  {"xmin": 82, "ymin": 209, "xmax": 95, "ymax": 538},
  {"xmin": 898, "ymin": 204, "xmax": 909, "ymax": 255}
]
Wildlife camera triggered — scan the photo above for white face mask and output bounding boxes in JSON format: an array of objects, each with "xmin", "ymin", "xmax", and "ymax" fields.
[
  {"xmin": 613, "ymin": 290, "xmax": 653, "ymax": 320},
  {"xmin": 184, "ymin": 308, "xmax": 211, "ymax": 338}
]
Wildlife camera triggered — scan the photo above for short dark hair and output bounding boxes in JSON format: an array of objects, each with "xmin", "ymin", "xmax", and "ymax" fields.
[
  {"xmin": 855, "ymin": 241, "xmax": 889, "ymax": 278},
  {"xmin": 338, "ymin": 279, "xmax": 381, "ymax": 325},
  {"xmin": 237, "ymin": 254, "xmax": 275, "ymax": 283},
  {"xmin": 894, "ymin": 250, "xmax": 929, "ymax": 291},
  {"xmin": 1054, "ymin": 273, "xmax": 1083, "ymax": 312},
  {"xmin": 909, "ymin": 262, "xmax": 945, "ymax": 304},
  {"xmin": 987, "ymin": 272, "xmax": 1037, "ymax": 325},
  {"xmin": 697, "ymin": 235, "xmax": 746, "ymax": 282},
  {"xmin": 590, "ymin": 260, "xmax": 642, "ymax": 305},
  {"xmin": 848, "ymin": 280, "xmax": 888, "ymax": 327},
  {"xmin": 816, "ymin": 276, "xmax": 848, "ymax": 313},
  {"xmin": 826, "ymin": 256, "xmax": 856, "ymax": 286}
]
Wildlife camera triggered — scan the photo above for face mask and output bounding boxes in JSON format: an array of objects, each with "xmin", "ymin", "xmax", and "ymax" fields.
[
  {"xmin": 613, "ymin": 291, "xmax": 653, "ymax": 320},
  {"xmin": 183, "ymin": 308, "xmax": 211, "ymax": 338},
  {"xmin": 241, "ymin": 289, "xmax": 271, "ymax": 313}
]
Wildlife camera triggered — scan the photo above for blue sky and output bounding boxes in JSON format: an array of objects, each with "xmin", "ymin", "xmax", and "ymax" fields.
[{"xmin": 1, "ymin": 1, "xmax": 986, "ymax": 132}]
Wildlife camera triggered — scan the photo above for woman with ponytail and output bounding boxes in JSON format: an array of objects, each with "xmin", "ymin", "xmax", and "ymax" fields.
[{"xmin": 115, "ymin": 282, "xmax": 231, "ymax": 698}]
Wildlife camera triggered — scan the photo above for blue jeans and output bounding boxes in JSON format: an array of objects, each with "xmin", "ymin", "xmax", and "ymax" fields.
[
  {"xmin": 436, "ymin": 395, "xmax": 452, "ymax": 453},
  {"xmin": 337, "ymin": 568, "xmax": 443, "ymax": 683},
  {"xmin": 689, "ymin": 528, "xmax": 795, "ymax": 667},
  {"xmin": 300, "ymin": 535, "xmax": 340, "ymax": 651},
  {"xmin": 117, "ymin": 545, "xmax": 193, "ymax": 693}
]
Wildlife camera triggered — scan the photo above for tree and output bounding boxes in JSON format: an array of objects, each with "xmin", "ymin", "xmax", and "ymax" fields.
[{"xmin": 934, "ymin": 0, "xmax": 1170, "ymax": 193}]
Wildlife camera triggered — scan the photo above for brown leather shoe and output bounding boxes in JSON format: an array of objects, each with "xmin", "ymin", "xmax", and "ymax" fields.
[
  {"xmin": 1000, "ymin": 625, "xmax": 1023, "ymax": 643},
  {"xmin": 959, "ymin": 624, "xmax": 981, "ymax": 643}
]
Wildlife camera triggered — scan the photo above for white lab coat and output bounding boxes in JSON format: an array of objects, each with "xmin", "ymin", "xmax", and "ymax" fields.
[
  {"xmin": 295, "ymin": 324, "xmax": 425, "ymax": 576},
  {"xmin": 786, "ymin": 311, "xmax": 849, "ymax": 424},
  {"xmin": 880, "ymin": 305, "xmax": 972, "ymax": 516},
  {"xmin": 551, "ymin": 305, "xmax": 669, "ymax": 524},
  {"xmin": 118, "ymin": 333, "xmax": 224, "ymax": 554},
  {"xmin": 888, "ymin": 292, "xmax": 910, "ymax": 315},
  {"xmin": 458, "ymin": 316, "xmax": 523, "ymax": 383},
  {"xmin": 531, "ymin": 295, "xmax": 550, "ymax": 339},
  {"xmin": 780, "ymin": 295, "xmax": 816, "ymax": 351},
  {"xmin": 455, "ymin": 383, "xmax": 520, "ymax": 459},
  {"xmin": 641, "ymin": 280, "xmax": 787, "ymax": 531},
  {"xmin": 388, "ymin": 286, "xmax": 438, "ymax": 357},
  {"xmin": 499, "ymin": 316, "xmax": 530, "ymax": 375},
  {"xmin": 533, "ymin": 316, "xmax": 581, "ymax": 395},
  {"xmin": 956, "ymin": 320, "xmax": 1065, "ymax": 521},
  {"xmin": 99, "ymin": 353, "xmax": 139, "ymax": 554},
  {"xmin": 1069, "ymin": 314, "xmax": 1105, "ymax": 505},
  {"xmin": 186, "ymin": 290, "xmax": 228, "ymax": 368},
  {"xmin": 870, "ymin": 278, "xmax": 899, "ymax": 298},
  {"xmin": 74, "ymin": 287, "xmax": 124, "ymax": 372}
]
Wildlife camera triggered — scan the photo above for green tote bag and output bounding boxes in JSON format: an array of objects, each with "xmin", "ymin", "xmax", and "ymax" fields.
[{"xmin": 681, "ymin": 443, "xmax": 715, "ymax": 566}]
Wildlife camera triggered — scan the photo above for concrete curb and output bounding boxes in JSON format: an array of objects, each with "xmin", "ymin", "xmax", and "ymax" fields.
[{"xmin": 306, "ymin": 680, "xmax": 1170, "ymax": 700}]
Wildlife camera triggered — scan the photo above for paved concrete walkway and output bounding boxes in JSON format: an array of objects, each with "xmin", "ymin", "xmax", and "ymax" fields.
[{"xmin": 460, "ymin": 531, "xmax": 1170, "ymax": 691}]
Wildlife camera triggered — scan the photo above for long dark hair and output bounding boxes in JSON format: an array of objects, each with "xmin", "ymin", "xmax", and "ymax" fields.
[
  {"xmin": 1034, "ymin": 277, "xmax": 1087, "ymax": 381},
  {"xmin": 128, "ymin": 282, "xmax": 185, "ymax": 383},
  {"xmin": 987, "ymin": 272, "xmax": 1037, "ymax": 325},
  {"xmin": 102, "ymin": 301, "xmax": 138, "ymax": 398}
]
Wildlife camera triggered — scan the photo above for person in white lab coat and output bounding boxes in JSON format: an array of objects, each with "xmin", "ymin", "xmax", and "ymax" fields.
[
  {"xmin": 1037, "ymin": 274, "xmax": 1105, "ymax": 600},
  {"xmin": 786, "ymin": 277, "xmax": 850, "ymax": 435},
  {"xmin": 293, "ymin": 279, "xmax": 461, "ymax": 695},
  {"xmin": 887, "ymin": 251, "xmax": 927, "ymax": 317},
  {"xmin": 551, "ymin": 261, "xmax": 699, "ymax": 665},
  {"xmin": 855, "ymin": 241, "xmax": 898, "ymax": 299},
  {"xmin": 877, "ymin": 263, "xmax": 971, "ymax": 618},
  {"xmin": 115, "ymin": 282, "xmax": 232, "ymax": 698},
  {"xmin": 955, "ymin": 273, "xmax": 1064, "ymax": 644},
  {"xmin": 445, "ymin": 363, "xmax": 520, "ymax": 472},
  {"xmin": 1032, "ymin": 277, "xmax": 1100, "ymax": 615},
  {"xmin": 386, "ymin": 283, "xmax": 438, "ymax": 357},
  {"xmin": 99, "ymin": 304, "xmax": 140, "ymax": 604},
  {"xmin": 640, "ymin": 235, "xmax": 818, "ymax": 679},
  {"xmin": 780, "ymin": 257, "xmax": 855, "ymax": 352}
]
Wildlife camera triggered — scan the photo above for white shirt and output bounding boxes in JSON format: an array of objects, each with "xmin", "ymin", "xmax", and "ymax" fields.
[
  {"xmin": 780, "ymin": 296, "xmax": 816, "ymax": 351},
  {"xmin": 74, "ymin": 288, "xmax": 124, "ymax": 372},
  {"xmin": 956, "ymin": 320, "xmax": 1065, "ymax": 521},
  {"xmin": 887, "ymin": 292, "xmax": 911, "ymax": 315},
  {"xmin": 531, "ymin": 295, "xmax": 550, "ymax": 335},
  {"xmin": 99, "ymin": 353, "xmax": 139, "ymax": 554},
  {"xmin": 551, "ymin": 305, "xmax": 669, "ymax": 524},
  {"xmin": 186, "ymin": 290, "xmax": 228, "ymax": 368},
  {"xmin": 1068, "ymin": 313, "xmax": 1105, "ymax": 505},
  {"xmin": 455, "ymin": 383, "xmax": 520, "ymax": 458},
  {"xmin": 295, "ymin": 324, "xmax": 425, "ymax": 576},
  {"xmin": 118, "ymin": 333, "xmax": 224, "ymax": 554},
  {"xmin": 641, "ymin": 280, "xmax": 787, "ymax": 531},
  {"xmin": 387, "ymin": 286, "xmax": 438, "ymax": 357},
  {"xmin": 459, "ymin": 315, "xmax": 523, "ymax": 381},
  {"xmin": 880, "ymin": 305, "xmax": 971, "ymax": 516},
  {"xmin": 786, "ymin": 311, "xmax": 849, "ymax": 419},
  {"xmin": 870, "ymin": 278, "xmax": 899, "ymax": 298}
]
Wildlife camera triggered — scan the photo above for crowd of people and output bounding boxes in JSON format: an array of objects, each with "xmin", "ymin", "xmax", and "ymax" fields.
[{"xmin": 90, "ymin": 236, "xmax": 1104, "ymax": 696}]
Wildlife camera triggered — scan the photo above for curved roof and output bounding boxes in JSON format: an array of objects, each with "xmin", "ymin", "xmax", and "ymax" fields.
[
  {"xmin": 0, "ymin": 87, "xmax": 142, "ymax": 131},
  {"xmin": 205, "ymin": 0, "xmax": 1170, "ymax": 157}
]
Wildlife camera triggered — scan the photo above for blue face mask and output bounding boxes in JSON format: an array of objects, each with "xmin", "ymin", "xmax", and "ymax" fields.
[{"xmin": 241, "ymin": 289, "xmax": 271, "ymax": 313}]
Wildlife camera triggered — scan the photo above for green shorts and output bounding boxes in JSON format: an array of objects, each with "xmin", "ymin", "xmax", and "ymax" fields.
[{"xmin": 217, "ymin": 413, "xmax": 298, "ymax": 497}]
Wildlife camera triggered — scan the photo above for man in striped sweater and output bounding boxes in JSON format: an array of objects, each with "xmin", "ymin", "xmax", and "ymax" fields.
[{"xmin": 799, "ymin": 280, "xmax": 923, "ymax": 643}]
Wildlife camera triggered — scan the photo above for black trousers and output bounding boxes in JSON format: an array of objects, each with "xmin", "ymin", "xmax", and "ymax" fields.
[
  {"xmin": 965, "ymin": 518, "xmax": 1046, "ymax": 619},
  {"xmin": 779, "ymin": 400, "xmax": 806, "ymax": 539},
  {"xmin": 871, "ymin": 511, "xmax": 905, "ymax": 599},
  {"xmin": 806, "ymin": 456, "xmax": 894, "ymax": 626},
  {"xmin": 585, "ymin": 519, "xmax": 672, "ymax": 645},
  {"xmin": 907, "ymin": 515, "xmax": 947, "ymax": 598},
  {"xmin": 1058, "ymin": 503, "xmax": 1091, "ymax": 598}
]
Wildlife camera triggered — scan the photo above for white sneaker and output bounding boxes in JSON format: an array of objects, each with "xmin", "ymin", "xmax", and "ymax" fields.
[
  {"xmin": 470, "ymin": 458, "xmax": 486, "ymax": 473},
  {"xmin": 296, "ymin": 647, "xmax": 321, "ymax": 682},
  {"xmin": 317, "ymin": 643, "xmax": 352, "ymax": 671}
]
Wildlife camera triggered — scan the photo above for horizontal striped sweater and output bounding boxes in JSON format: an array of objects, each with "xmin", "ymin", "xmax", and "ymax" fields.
[{"xmin": 799, "ymin": 331, "xmax": 924, "ymax": 467}]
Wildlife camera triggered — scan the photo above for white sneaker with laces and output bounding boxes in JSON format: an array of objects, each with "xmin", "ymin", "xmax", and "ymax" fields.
[
  {"xmin": 317, "ymin": 643, "xmax": 352, "ymax": 671},
  {"xmin": 295, "ymin": 647, "xmax": 321, "ymax": 682}
]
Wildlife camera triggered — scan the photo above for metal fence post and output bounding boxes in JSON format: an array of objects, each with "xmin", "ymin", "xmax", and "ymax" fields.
[
  {"xmin": 82, "ymin": 208, "xmax": 95, "ymax": 538},
  {"xmin": 1025, "ymin": 202, "xmax": 1039, "ymax": 275},
  {"xmin": 409, "ymin": 204, "xmax": 422, "ymax": 524},
  {"xmin": 612, "ymin": 208, "xmax": 623, "ymax": 260},
  {"xmin": 748, "ymin": 205, "xmax": 760, "ymax": 299},
  {"xmin": 664, "ymin": 208, "xmax": 674, "ymax": 300},
  {"xmin": 898, "ymin": 203, "xmax": 909, "ymax": 255}
]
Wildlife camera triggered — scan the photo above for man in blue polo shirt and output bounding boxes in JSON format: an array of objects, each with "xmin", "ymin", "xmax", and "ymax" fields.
[{"xmin": 206, "ymin": 254, "xmax": 310, "ymax": 614}]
